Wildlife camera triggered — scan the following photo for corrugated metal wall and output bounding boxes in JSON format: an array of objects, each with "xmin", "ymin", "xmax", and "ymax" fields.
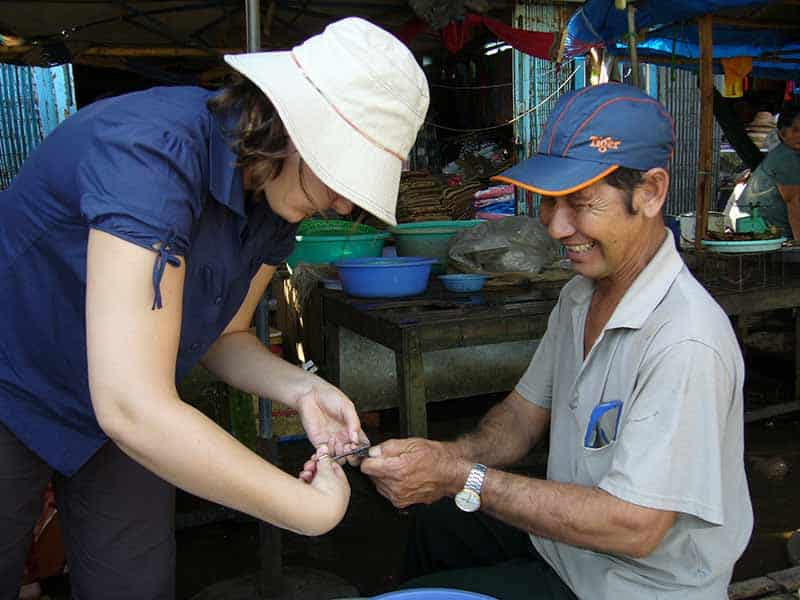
[
  {"xmin": 0, "ymin": 63, "xmax": 76, "ymax": 189},
  {"xmin": 512, "ymin": 2, "xmax": 584, "ymax": 215},
  {"xmin": 656, "ymin": 68, "xmax": 724, "ymax": 217},
  {"xmin": 511, "ymin": 3, "xmax": 724, "ymax": 220}
]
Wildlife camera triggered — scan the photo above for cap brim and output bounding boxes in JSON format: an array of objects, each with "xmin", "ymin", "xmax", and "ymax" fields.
[
  {"xmin": 491, "ymin": 154, "xmax": 619, "ymax": 196},
  {"xmin": 225, "ymin": 52, "xmax": 400, "ymax": 226}
]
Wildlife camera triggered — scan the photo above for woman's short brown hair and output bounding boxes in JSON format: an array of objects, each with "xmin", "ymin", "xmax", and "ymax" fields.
[{"xmin": 208, "ymin": 74, "xmax": 291, "ymax": 191}]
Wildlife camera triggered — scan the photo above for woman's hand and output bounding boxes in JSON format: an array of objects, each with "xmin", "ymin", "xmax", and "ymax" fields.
[
  {"xmin": 300, "ymin": 444, "xmax": 351, "ymax": 533},
  {"xmin": 295, "ymin": 379, "xmax": 368, "ymax": 458}
]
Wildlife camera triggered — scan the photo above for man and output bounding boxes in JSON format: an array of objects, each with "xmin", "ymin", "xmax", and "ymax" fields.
[
  {"xmin": 360, "ymin": 83, "xmax": 753, "ymax": 600},
  {"xmin": 737, "ymin": 107, "xmax": 800, "ymax": 239}
]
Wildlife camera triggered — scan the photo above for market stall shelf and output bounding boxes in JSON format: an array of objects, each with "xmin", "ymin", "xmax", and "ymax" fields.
[
  {"xmin": 688, "ymin": 248, "xmax": 785, "ymax": 292},
  {"xmin": 727, "ymin": 565, "xmax": 800, "ymax": 599}
]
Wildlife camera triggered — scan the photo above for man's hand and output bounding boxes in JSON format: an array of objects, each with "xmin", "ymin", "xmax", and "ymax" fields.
[
  {"xmin": 295, "ymin": 380, "xmax": 368, "ymax": 459},
  {"xmin": 359, "ymin": 438, "xmax": 467, "ymax": 508}
]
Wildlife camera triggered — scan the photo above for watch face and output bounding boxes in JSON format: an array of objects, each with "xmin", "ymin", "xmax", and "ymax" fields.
[{"xmin": 454, "ymin": 489, "xmax": 481, "ymax": 512}]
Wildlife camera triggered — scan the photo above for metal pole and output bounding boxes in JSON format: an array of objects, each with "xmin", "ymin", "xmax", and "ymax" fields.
[
  {"xmin": 254, "ymin": 298, "xmax": 273, "ymax": 440},
  {"xmin": 246, "ymin": 0, "xmax": 261, "ymax": 52}
]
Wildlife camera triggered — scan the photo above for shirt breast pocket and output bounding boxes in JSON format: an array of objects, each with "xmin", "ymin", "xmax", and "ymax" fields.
[
  {"xmin": 577, "ymin": 400, "xmax": 623, "ymax": 485},
  {"xmin": 579, "ymin": 440, "xmax": 618, "ymax": 485}
]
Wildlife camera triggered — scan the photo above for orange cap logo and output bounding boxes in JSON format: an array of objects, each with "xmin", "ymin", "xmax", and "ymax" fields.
[{"xmin": 589, "ymin": 135, "xmax": 621, "ymax": 153}]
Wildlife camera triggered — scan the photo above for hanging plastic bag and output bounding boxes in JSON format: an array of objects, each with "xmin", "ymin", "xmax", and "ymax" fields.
[{"xmin": 448, "ymin": 215, "xmax": 561, "ymax": 276}]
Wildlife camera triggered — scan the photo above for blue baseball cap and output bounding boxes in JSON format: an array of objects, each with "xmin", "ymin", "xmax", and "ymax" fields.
[{"xmin": 493, "ymin": 83, "xmax": 675, "ymax": 196}]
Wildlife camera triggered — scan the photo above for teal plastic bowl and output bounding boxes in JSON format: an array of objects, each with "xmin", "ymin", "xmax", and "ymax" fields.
[
  {"xmin": 438, "ymin": 273, "xmax": 488, "ymax": 292},
  {"xmin": 390, "ymin": 220, "xmax": 484, "ymax": 274},
  {"xmin": 286, "ymin": 220, "xmax": 389, "ymax": 268}
]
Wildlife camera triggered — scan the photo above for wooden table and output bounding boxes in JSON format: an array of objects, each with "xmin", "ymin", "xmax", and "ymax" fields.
[
  {"xmin": 319, "ymin": 279, "xmax": 800, "ymax": 438},
  {"xmin": 319, "ymin": 284, "xmax": 562, "ymax": 438}
]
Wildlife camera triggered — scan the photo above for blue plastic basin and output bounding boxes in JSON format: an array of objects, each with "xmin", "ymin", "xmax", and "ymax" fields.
[
  {"xmin": 335, "ymin": 257, "xmax": 437, "ymax": 298},
  {"xmin": 438, "ymin": 273, "xmax": 488, "ymax": 293},
  {"xmin": 372, "ymin": 588, "xmax": 498, "ymax": 600}
]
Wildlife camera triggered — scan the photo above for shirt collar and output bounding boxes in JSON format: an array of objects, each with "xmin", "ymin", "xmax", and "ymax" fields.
[
  {"xmin": 208, "ymin": 105, "xmax": 246, "ymax": 218},
  {"xmin": 567, "ymin": 228, "xmax": 685, "ymax": 330}
]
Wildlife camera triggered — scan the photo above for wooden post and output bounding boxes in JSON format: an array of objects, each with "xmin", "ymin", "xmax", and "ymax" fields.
[
  {"xmin": 626, "ymin": 2, "xmax": 640, "ymax": 88},
  {"xmin": 695, "ymin": 14, "xmax": 714, "ymax": 251}
]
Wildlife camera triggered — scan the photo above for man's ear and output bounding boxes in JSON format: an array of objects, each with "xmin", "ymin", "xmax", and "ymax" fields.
[{"xmin": 634, "ymin": 168, "xmax": 669, "ymax": 218}]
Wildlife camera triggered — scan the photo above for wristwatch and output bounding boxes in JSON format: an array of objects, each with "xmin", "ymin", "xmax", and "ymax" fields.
[{"xmin": 454, "ymin": 463, "xmax": 487, "ymax": 513}]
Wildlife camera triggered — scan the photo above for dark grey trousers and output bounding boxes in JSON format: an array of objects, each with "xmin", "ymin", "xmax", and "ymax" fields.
[
  {"xmin": 0, "ymin": 422, "xmax": 175, "ymax": 600},
  {"xmin": 402, "ymin": 499, "xmax": 578, "ymax": 600}
]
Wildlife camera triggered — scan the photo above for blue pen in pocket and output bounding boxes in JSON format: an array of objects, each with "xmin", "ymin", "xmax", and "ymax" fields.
[{"xmin": 584, "ymin": 400, "xmax": 623, "ymax": 449}]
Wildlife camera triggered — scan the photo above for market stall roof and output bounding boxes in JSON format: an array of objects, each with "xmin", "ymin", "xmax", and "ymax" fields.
[
  {"xmin": 565, "ymin": 0, "xmax": 800, "ymax": 79},
  {"xmin": 0, "ymin": 1, "xmax": 513, "ymax": 82}
]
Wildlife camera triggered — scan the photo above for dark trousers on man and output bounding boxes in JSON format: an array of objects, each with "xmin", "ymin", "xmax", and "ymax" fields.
[
  {"xmin": 0, "ymin": 422, "xmax": 175, "ymax": 600},
  {"xmin": 402, "ymin": 499, "xmax": 578, "ymax": 600}
]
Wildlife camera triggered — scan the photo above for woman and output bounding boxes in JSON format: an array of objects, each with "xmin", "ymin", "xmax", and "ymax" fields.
[
  {"xmin": 0, "ymin": 17, "xmax": 429, "ymax": 599},
  {"xmin": 738, "ymin": 107, "xmax": 800, "ymax": 238}
]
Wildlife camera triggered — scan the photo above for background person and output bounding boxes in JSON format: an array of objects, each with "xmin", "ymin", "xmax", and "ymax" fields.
[
  {"xmin": 737, "ymin": 106, "xmax": 800, "ymax": 238},
  {"xmin": 0, "ymin": 17, "xmax": 428, "ymax": 600},
  {"xmin": 359, "ymin": 83, "xmax": 752, "ymax": 600}
]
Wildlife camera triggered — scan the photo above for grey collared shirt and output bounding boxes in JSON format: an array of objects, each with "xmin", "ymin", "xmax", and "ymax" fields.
[{"xmin": 516, "ymin": 231, "xmax": 752, "ymax": 599}]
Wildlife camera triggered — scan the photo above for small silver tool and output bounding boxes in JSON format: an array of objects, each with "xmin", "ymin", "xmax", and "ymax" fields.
[{"xmin": 330, "ymin": 444, "xmax": 371, "ymax": 461}]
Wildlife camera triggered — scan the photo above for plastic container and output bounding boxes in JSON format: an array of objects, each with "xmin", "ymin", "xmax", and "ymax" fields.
[
  {"xmin": 296, "ymin": 219, "xmax": 378, "ymax": 236},
  {"xmin": 700, "ymin": 237, "xmax": 786, "ymax": 253},
  {"xmin": 286, "ymin": 219, "xmax": 389, "ymax": 268},
  {"xmin": 334, "ymin": 257, "xmax": 437, "ymax": 298},
  {"xmin": 390, "ymin": 220, "xmax": 484, "ymax": 274},
  {"xmin": 438, "ymin": 273, "xmax": 488, "ymax": 292},
  {"xmin": 678, "ymin": 211, "xmax": 725, "ymax": 246},
  {"xmin": 665, "ymin": 214, "xmax": 681, "ymax": 249},
  {"xmin": 372, "ymin": 588, "xmax": 497, "ymax": 600}
]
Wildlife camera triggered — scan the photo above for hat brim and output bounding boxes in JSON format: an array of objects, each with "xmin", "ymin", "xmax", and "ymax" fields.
[
  {"xmin": 225, "ymin": 52, "xmax": 400, "ymax": 225},
  {"xmin": 491, "ymin": 154, "xmax": 619, "ymax": 196}
]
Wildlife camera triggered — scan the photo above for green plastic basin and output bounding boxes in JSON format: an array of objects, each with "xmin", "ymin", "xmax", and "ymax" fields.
[
  {"xmin": 390, "ymin": 220, "xmax": 484, "ymax": 274},
  {"xmin": 287, "ymin": 219, "xmax": 389, "ymax": 268}
]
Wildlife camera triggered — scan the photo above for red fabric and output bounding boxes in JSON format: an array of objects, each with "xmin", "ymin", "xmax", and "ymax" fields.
[
  {"xmin": 397, "ymin": 16, "xmax": 430, "ymax": 47},
  {"xmin": 441, "ymin": 14, "xmax": 556, "ymax": 59}
]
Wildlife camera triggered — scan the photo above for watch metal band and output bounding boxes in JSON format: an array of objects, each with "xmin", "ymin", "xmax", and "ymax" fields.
[{"xmin": 465, "ymin": 463, "xmax": 487, "ymax": 493}]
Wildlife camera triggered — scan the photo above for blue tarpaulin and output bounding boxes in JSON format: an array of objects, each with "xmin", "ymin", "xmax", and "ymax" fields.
[{"xmin": 565, "ymin": 0, "xmax": 800, "ymax": 79}]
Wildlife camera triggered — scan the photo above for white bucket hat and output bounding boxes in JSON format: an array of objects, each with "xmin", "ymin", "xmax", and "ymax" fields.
[{"xmin": 224, "ymin": 17, "xmax": 430, "ymax": 225}]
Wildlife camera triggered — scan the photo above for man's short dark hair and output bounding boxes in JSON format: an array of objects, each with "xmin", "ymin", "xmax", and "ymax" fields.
[{"xmin": 604, "ymin": 167, "xmax": 645, "ymax": 215}]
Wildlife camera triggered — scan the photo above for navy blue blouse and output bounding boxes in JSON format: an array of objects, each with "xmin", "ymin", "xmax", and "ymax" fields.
[{"xmin": 0, "ymin": 86, "xmax": 298, "ymax": 475}]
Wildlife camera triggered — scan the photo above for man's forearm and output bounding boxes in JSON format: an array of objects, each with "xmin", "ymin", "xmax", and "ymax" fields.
[
  {"xmin": 481, "ymin": 469, "xmax": 675, "ymax": 558},
  {"xmin": 789, "ymin": 206, "xmax": 800, "ymax": 240},
  {"xmin": 201, "ymin": 330, "xmax": 314, "ymax": 407},
  {"xmin": 452, "ymin": 391, "xmax": 549, "ymax": 469},
  {"xmin": 778, "ymin": 185, "xmax": 800, "ymax": 239}
]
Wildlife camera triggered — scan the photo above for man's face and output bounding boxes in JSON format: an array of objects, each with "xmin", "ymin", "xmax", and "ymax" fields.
[
  {"xmin": 539, "ymin": 179, "xmax": 650, "ymax": 283},
  {"xmin": 780, "ymin": 115, "xmax": 800, "ymax": 152}
]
